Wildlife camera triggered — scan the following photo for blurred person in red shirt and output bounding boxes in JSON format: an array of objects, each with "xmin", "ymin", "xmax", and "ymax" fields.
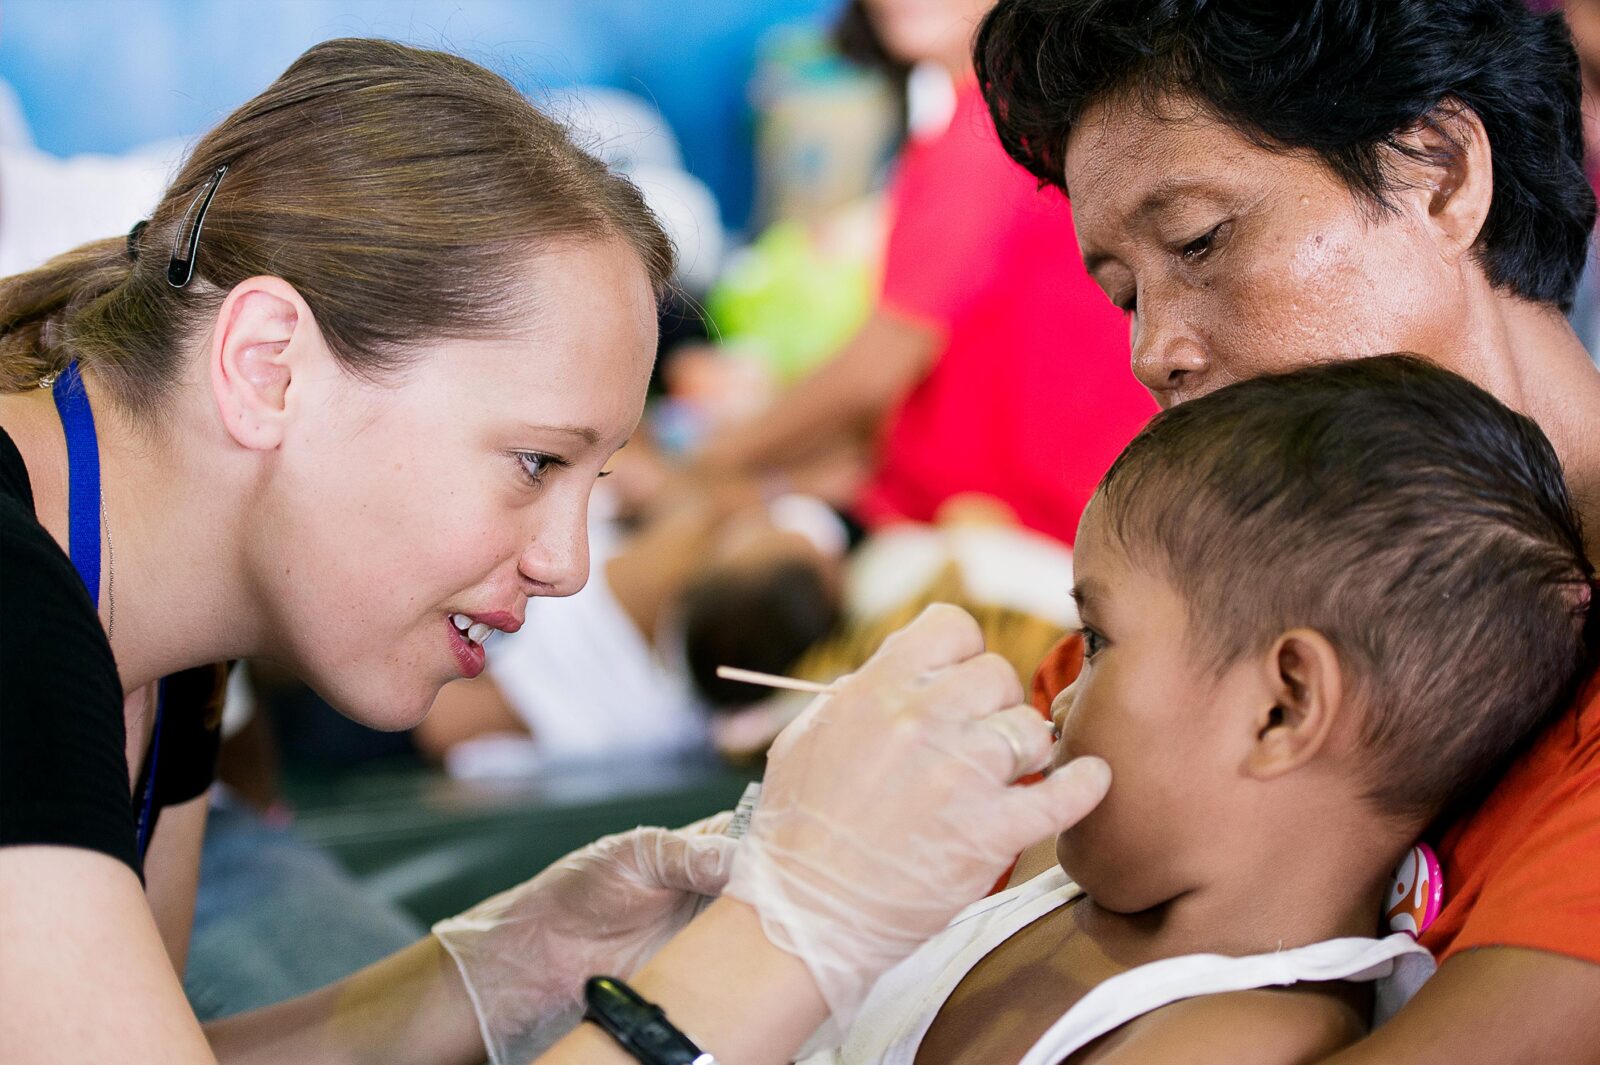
[{"xmin": 689, "ymin": 0, "xmax": 1154, "ymax": 546}]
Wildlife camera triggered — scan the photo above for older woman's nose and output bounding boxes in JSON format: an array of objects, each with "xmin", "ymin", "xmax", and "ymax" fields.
[{"xmin": 1129, "ymin": 311, "xmax": 1210, "ymax": 405}]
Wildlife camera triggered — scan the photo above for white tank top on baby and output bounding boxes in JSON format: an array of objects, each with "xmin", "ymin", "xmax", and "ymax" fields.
[{"xmin": 802, "ymin": 867, "xmax": 1434, "ymax": 1065}]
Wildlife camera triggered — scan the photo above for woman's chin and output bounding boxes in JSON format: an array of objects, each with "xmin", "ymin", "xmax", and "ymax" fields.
[
  {"xmin": 311, "ymin": 672, "xmax": 439, "ymax": 734},
  {"xmin": 364, "ymin": 691, "xmax": 439, "ymax": 733}
]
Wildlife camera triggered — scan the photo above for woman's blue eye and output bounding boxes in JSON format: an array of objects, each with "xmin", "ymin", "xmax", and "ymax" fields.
[{"xmin": 515, "ymin": 451, "xmax": 566, "ymax": 487}]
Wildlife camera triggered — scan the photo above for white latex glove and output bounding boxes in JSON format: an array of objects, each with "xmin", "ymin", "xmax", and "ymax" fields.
[
  {"xmin": 433, "ymin": 815, "xmax": 735, "ymax": 1065},
  {"xmin": 725, "ymin": 603, "xmax": 1111, "ymax": 1042}
]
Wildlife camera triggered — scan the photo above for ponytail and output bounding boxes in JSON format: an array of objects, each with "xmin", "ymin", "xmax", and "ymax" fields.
[{"xmin": 0, "ymin": 236, "xmax": 131, "ymax": 392}]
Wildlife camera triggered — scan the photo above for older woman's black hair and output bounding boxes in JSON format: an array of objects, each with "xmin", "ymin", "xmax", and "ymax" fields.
[
  {"xmin": 1097, "ymin": 354, "xmax": 1594, "ymax": 823},
  {"xmin": 973, "ymin": 0, "xmax": 1596, "ymax": 311}
]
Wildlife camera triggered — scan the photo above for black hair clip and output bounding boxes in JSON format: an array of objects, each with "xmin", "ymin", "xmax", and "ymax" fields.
[
  {"xmin": 126, "ymin": 219, "xmax": 148, "ymax": 263},
  {"xmin": 167, "ymin": 164, "xmax": 228, "ymax": 289}
]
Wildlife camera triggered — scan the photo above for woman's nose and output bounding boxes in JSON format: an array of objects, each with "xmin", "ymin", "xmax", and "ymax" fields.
[
  {"xmin": 518, "ymin": 503, "xmax": 591, "ymax": 598},
  {"xmin": 1129, "ymin": 308, "xmax": 1210, "ymax": 404}
]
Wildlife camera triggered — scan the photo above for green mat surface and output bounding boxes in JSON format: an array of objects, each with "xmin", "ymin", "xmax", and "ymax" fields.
[{"xmin": 283, "ymin": 755, "xmax": 759, "ymax": 925}]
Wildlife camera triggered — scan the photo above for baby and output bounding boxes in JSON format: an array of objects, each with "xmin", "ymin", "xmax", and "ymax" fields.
[{"xmin": 807, "ymin": 355, "xmax": 1595, "ymax": 1065}]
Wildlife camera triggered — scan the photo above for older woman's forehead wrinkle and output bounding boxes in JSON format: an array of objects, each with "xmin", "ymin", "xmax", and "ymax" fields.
[
  {"xmin": 1064, "ymin": 109, "xmax": 1152, "ymax": 268},
  {"xmin": 1065, "ymin": 100, "xmax": 1165, "ymax": 200},
  {"xmin": 1067, "ymin": 99, "xmax": 1307, "ymax": 261}
]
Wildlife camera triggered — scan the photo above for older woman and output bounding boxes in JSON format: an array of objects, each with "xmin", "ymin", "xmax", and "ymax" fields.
[{"xmin": 977, "ymin": 1, "xmax": 1600, "ymax": 1062}]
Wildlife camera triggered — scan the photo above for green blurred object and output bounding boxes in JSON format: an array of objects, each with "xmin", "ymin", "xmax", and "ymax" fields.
[
  {"xmin": 704, "ymin": 20, "xmax": 895, "ymax": 382},
  {"xmin": 705, "ymin": 209, "xmax": 881, "ymax": 383},
  {"xmin": 283, "ymin": 754, "xmax": 758, "ymax": 926}
]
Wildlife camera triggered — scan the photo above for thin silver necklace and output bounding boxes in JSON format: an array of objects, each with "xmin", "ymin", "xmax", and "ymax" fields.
[{"xmin": 101, "ymin": 493, "xmax": 115, "ymax": 640}]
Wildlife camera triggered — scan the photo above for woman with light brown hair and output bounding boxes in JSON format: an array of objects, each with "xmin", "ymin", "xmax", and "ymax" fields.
[{"xmin": 0, "ymin": 38, "xmax": 1109, "ymax": 1065}]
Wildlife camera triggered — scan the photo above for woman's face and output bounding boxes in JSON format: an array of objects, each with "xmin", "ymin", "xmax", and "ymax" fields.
[
  {"xmin": 864, "ymin": 0, "xmax": 995, "ymax": 68},
  {"xmin": 1062, "ymin": 94, "xmax": 1478, "ymax": 410},
  {"xmin": 252, "ymin": 239, "xmax": 657, "ymax": 730}
]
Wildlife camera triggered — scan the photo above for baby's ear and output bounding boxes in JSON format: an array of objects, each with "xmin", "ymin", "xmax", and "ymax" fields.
[{"xmin": 1243, "ymin": 629, "xmax": 1345, "ymax": 781}]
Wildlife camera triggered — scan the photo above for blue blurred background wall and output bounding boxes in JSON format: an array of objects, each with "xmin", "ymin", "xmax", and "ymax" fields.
[{"xmin": 0, "ymin": 0, "xmax": 844, "ymax": 231}]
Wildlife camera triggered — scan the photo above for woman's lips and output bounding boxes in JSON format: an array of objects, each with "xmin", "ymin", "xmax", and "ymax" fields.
[
  {"xmin": 446, "ymin": 616, "xmax": 487, "ymax": 679},
  {"xmin": 470, "ymin": 610, "xmax": 522, "ymax": 634}
]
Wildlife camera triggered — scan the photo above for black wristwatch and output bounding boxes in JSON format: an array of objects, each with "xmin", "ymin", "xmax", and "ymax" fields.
[{"xmin": 583, "ymin": 976, "xmax": 719, "ymax": 1065}]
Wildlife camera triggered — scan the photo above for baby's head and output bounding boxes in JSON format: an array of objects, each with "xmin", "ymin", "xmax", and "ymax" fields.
[
  {"xmin": 1052, "ymin": 355, "xmax": 1593, "ymax": 913},
  {"xmin": 680, "ymin": 505, "xmax": 845, "ymax": 710}
]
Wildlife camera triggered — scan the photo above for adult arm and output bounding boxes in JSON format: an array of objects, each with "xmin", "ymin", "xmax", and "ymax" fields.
[
  {"xmin": 0, "ymin": 846, "xmax": 216, "ymax": 1064},
  {"xmin": 204, "ymin": 868, "xmax": 824, "ymax": 1065},
  {"xmin": 220, "ymin": 606, "xmax": 1111, "ymax": 1065},
  {"xmin": 1316, "ymin": 948, "xmax": 1600, "ymax": 1065},
  {"xmin": 208, "ymin": 900, "xmax": 825, "ymax": 1065},
  {"xmin": 537, "ymin": 896, "xmax": 828, "ymax": 1065},
  {"xmin": 28, "ymin": 845, "xmax": 1362, "ymax": 1065},
  {"xmin": 0, "ymin": 842, "xmax": 482, "ymax": 1065},
  {"xmin": 694, "ymin": 308, "xmax": 941, "ymax": 476},
  {"xmin": 144, "ymin": 789, "xmax": 210, "ymax": 974},
  {"xmin": 0, "ymin": 841, "xmax": 804, "ymax": 1065},
  {"xmin": 204, "ymin": 933, "xmax": 484, "ymax": 1065}
]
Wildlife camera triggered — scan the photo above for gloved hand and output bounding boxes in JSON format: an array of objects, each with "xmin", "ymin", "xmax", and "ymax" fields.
[
  {"xmin": 724, "ymin": 603, "xmax": 1112, "ymax": 1043},
  {"xmin": 433, "ymin": 815, "xmax": 736, "ymax": 1065}
]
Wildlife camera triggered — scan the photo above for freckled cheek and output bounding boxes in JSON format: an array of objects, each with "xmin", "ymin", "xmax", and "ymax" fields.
[
  {"xmin": 1205, "ymin": 237, "xmax": 1368, "ymax": 372},
  {"xmin": 410, "ymin": 495, "xmax": 524, "ymax": 587},
  {"xmin": 1280, "ymin": 222, "xmax": 1445, "ymax": 356}
]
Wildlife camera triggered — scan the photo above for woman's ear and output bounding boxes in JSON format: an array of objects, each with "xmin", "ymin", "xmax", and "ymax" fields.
[
  {"xmin": 1244, "ymin": 629, "xmax": 1345, "ymax": 781},
  {"xmin": 1389, "ymin": 98, "xmax": 1494, "ymax": 266},
  {"xmin": 208, "ymin": 276, "xmax": 322, "ymax": 451}
]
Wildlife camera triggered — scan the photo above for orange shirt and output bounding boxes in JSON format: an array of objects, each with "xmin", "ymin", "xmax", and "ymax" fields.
[
  {"xmin": 1028, "ymin": 634, "xmax": 1600, "ymax": 965},
  {"xmin": 1420, "ymin": 669, "xmax": 1600, "ymax": 963}
]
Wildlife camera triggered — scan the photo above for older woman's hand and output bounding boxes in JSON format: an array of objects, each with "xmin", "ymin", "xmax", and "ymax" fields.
[{"xmin": 725, "ymin": 603, "xmax": 1112, "ymax": 1041}]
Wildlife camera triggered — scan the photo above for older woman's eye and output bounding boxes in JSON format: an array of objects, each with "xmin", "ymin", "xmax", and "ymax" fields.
[{"xmin": 1179, "ymin": 222, "xmax": 1228, "ymax": 263}]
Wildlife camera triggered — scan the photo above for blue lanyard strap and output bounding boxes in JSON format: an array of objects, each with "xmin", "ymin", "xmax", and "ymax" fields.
[
  {"xmin": 49, "ymin": 361, "xmax": 102, "ymax": 597},
  {"xmin": 136, "ymin": 680, "xmax": 168, "ymax": 858},
  {"xmin": 50, "ymin": 361, "xmax": 164, "ymax": 861}
]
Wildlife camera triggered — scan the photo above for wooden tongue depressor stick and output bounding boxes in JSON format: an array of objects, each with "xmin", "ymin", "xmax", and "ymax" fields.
[{"xmin": 714, "ymin": 665, "xmax": 837, "ymax": 695}]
